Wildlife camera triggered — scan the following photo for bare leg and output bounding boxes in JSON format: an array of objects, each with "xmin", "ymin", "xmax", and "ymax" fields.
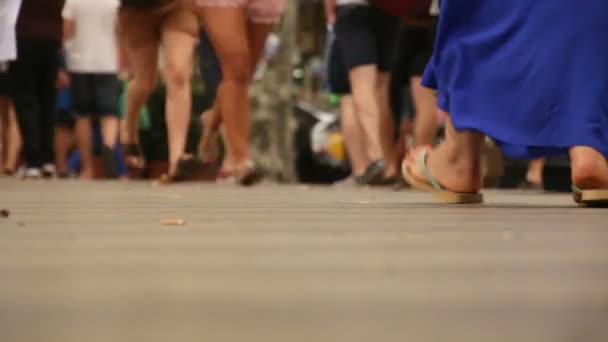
[
  {"xmin": 161, "ymin": 29, "xmax": 196, "ymax": 176},
  {"xmin": 199, "ymin": 7, "xmax": 252, "ymax": 168},
  {"xmin": 100, "ymin": 116, "xmax": 120, "ymax": 148},
  {"xmin": 123, "ymin": 42, "xmax": 158, "ymax": 168},
  {"xmin": 54, "ymin": 125, "xmax": 72, "ymax": 176},
  {"xmin": 340, "ymin": 95, "xmax": 369, "ymax": 177},
  {"xmin": 0, "ymin": 97, "xmax": 7, "ymax": 170},
  {"xmin": 75, "ymin": 116, "xmax": 94, "ymax": 179},
  {"xmin": 411, "ymin": 76, "xmax": 438, "ymax": 146},
  {"xmin": 394, "ymin": 117, "xmax": 412, "ymax": 169},
  {"xmin": 377, "ymin": 72, "xmax": 397, "ymax": 177},
  {"xmin": 404, "ymin": 115, "xmax": 485, "ymax": 193},
  {"xmin": 1, "ymin": 99, "xmax": 22, "ymax": 173},
  {"xmin": 200, "ymin": 20, "xmax": 271, "ymax": 175},
  {"xmin": 570, "ymin": 146, "xmax": 608, "ymax": 189},
  {"xmin": 349, "ymin": 65, "xmax": 383, "ymax": 161},
  {"xmin": 526, "ymin": 158, "xmax": 545, "ymax": 185}
]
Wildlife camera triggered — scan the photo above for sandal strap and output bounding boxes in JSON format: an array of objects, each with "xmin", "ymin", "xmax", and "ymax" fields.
[{"xmin": 418, "ymin": 149, "xmax": 444, "ymax": 191}]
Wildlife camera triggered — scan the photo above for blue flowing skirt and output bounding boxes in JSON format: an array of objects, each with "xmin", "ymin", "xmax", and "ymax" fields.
[{"xmin": 422, "ymin": 0, "xmax": 608, "ymax": 159}]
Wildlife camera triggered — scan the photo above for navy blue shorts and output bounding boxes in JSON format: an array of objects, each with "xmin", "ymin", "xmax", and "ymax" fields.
[
  {"xmin": 70, "ymin": 73, "xmax": 121, "ymax": 116},
  {"xmin": 327, "ymin": 33, "xmax": 351, "ymax": 95},
  {"xmin": 334, "ymin": 5, "xmax": 400, "ymax": 72},
  {"xmin": 0, "ymin": 63, "xmax": 10, "ymax": 95}
]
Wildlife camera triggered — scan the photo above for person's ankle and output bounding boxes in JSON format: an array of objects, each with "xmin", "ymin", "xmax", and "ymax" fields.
[
  {"xmin": 428, "ymin": 150, "xmax": 482, "ymax": 192},
  {"xmin": 79, "ymin": 168, "xmax": 94, "ymax": 179}
]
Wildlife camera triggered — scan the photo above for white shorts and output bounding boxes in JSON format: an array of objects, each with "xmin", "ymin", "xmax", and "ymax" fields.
[{"xmin": 0, "ymin": 0, "xmax": 22, "ymax": 62}]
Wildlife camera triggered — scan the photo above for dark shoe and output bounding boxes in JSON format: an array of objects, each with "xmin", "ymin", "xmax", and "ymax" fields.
[
  {"xmin": 236, "ymin": 160, "xmax": 263, "ymax": 186},
  {"xmin": 123, "ymin": 143, "xmax": 145, "ymax": 177},
  {"xmin": 380, "ymin": 176, "xmax": 401, "ymax": 186},
  {"xmin": 158, "ymin": 154, "xmax": 202, "ymax": 184},
  {"xmin": 355, "ymin": 160, "xmax": 386, "ymax": 186},
  {"xmin": 392, "ymin": 178, "xmax": 410, "ymax": 191},
  {"xmin": 102, "ymin": 145, "xmax": 119, "ymax": 179}
]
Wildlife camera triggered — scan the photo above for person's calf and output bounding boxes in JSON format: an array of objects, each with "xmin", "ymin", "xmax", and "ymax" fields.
[
  {"xmin": 124, "ymin": 78, "xmax": 155, "ymax": 143},
  {"xmin": 54, "ymin": 125, "xmax": 72, "ymax": 176},
  {"xmin": 75, "ymin": 117, "xmax": 95, "ymax": 179},
  {"xmin": 100, "ymin": 116, "xmax": 120, "ymax": 149}
]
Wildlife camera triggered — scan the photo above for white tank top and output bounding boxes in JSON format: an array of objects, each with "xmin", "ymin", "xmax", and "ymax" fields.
[{"xmin": 0, "ymin": 0, "xmax": 22, "ymax": 62}]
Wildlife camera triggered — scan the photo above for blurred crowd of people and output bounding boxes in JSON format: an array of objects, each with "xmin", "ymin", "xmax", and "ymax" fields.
[
  {"xmin": 0, "ymin": 0, "xmax": 285, "ymax": 185},
  {"xmin": 1, "ymin": 0, "xmax": 444, "ymax": 188},
  {"xmin": 325, "ymin": 0, "xmax": 441, "ymax": 187},
  {"xmin": 3, "ymin": 0, "xmax": 604, "ymax": 205}
]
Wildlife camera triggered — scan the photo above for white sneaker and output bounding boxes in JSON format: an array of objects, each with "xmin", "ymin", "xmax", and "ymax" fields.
[
  {"xmin": 22, "ymin": 168, "xmax": 42, "ymax": 179},
  {"xmin": 42, "ymin": 164, "xmax": 56, "ymax": 178}
]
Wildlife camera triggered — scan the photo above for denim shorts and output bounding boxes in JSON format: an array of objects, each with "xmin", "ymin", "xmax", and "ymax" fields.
[{"xmin": 70, "ymin": 73, "xmax": 121, "ymax": 116}]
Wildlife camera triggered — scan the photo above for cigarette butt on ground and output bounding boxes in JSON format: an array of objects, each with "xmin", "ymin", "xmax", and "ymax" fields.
[{"xmin": 161, "ymin": 218, "xmax": 186, "ymax": 226}]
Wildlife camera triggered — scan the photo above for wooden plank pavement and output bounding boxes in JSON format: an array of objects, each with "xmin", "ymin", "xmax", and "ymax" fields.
[{"xmin": 1, "ymin": 178, "xmax": 607, "ymax": 342}]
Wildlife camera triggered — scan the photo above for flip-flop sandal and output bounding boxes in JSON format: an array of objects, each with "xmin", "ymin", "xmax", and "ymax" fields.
[
  {"xmin": 402, "ymin": 149, "xmax": 484, "ymax": 204},
  {"xmin": 216, "ymin": 168, "xmax": 236, "ymax": 184},
  {"xmin": 235, "ymin": 160, "xmax": 263, "ymax": 187},
  {"xmin": 123, "ymin": 143, "xmax": 145, "ymax": 175},
  {"xmin": 572, "ymin": 185, "xmax": 608, "ymax": 207},
  {"xmin": 157, "ymin": 154, "xmax": 202, "ymax": 185}
]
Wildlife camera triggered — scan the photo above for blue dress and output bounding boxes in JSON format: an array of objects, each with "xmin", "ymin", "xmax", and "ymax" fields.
[{"xmin": 422, "ymin": 1, "xmax": 608, "ymax": 159}]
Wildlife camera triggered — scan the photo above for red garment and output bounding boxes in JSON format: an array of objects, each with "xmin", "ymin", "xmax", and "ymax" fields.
[{"xmin": 373, "ymin": 0, "xmax": 432, "ymax": 17}]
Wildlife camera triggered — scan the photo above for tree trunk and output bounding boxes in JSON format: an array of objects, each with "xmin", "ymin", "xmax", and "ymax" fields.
[{"xmin": 249, "ymin": 1, "xmax": 298, "ymax": 182}]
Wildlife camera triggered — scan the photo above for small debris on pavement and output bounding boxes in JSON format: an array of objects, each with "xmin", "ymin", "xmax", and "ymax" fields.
[
  {"xmin": 161, "ymin": 218, "xmax": 186, "ymax": 226},
  {"xmin": 1, "ymin": 209, "xmax": 9, "ymax": 218}
]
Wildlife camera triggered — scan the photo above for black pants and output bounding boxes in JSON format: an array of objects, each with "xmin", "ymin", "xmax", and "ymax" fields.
[{"xmin": 10, "ymin": 38, "xmax": 60, "ymax": 168}]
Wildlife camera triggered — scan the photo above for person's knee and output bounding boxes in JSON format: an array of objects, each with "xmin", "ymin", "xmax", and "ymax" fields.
[
  {"xmin": 131, "ymin": 73, "xmax": 157, "ymax": 96},
  {"xmin": 351, "ymin": 85, "xmax": 377, "ymax": 115},
  {"xmin": 165, "ymin": 66, "xmax": 191, "ymax": 93},
  {"xmin": 221, "ymin": 51, "xmax": 252, "ymax": 84}
]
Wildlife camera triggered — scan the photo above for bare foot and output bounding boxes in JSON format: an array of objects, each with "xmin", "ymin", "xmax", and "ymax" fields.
[
  {"xmin": 525, "ymin": 159, "xmax": 545, "ymax": 185},
  {"xmin": 198, "ymin": 110, "xmax": 220, "ymax": 164},
  {"xmin": 570, "ymin": 146, "xmax": 608, "ymax": 189},
  {"xmin": 79, "ymin": 169, "xmax": 94, "ymax": 180},
  {"xmin": 403, "ymin": 144, "xmax": 483, "ymax": 193}
]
